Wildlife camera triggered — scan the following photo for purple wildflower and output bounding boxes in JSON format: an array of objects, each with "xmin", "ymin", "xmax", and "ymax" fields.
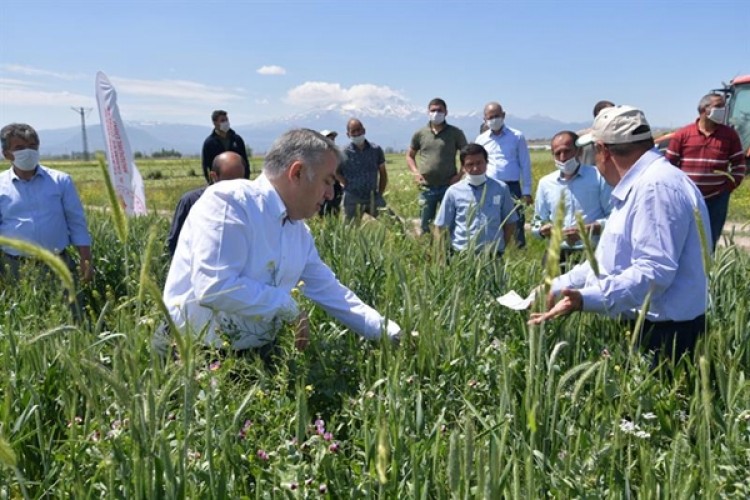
[{"xmin": 239, "ymin": 419, "xmax": 253, "ymax": 439}]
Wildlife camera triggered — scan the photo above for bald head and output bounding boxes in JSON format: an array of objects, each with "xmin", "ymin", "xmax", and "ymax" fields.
[
  {"xmin": 346, "ymin": 118, "xmax": 364, "ymax": 133},
  {"xmin": 210, "ymin": 151, "xmax": 246, "ymax": 184},
  {"xmin": 483, "ymin": 102, "xmax": 505, "ymax": 120}
]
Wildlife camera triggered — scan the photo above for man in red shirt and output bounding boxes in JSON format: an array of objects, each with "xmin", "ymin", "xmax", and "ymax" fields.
[{"xmin": 666, "ymin": 93, "xmax": 746, "ymax": 250}]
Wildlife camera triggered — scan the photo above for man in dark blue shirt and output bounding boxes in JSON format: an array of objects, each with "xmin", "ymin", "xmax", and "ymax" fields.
[
  {"xmin": 167, "ymin": 152, "xmax": 245, "ymax": 256},
  {"xmin": 336, "ymin": 119, "xmax": 389, "ymax": 220},
  {"xmin": 201, "ymin": 110, "xmax": 250, "ymax": 181}
]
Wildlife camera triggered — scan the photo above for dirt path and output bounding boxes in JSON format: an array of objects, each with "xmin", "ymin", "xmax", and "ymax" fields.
[{"xmin": 720, "ymin": 220, "xmax": 750, "ymax": 250}]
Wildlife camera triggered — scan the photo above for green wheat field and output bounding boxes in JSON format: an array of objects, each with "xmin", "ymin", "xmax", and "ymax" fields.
[{"xmin": 1, "ymin": 151, "xmax": 749, "ymax": 498}]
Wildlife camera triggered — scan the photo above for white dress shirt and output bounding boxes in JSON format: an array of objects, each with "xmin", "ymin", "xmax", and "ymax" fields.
[
  {"xmin": 551, "ymin": 150, "xmax": 710, "ymax": 322},
  {"xmin": 163, "ymin": 174, "xmax": 400, "ymax": 349}
]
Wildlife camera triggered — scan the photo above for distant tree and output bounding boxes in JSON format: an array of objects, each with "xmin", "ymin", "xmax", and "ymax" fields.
[
  {"xmin": 134, "ymin": 151, "xmax": 144, "ymax": 159},
  {"xmin": 151, "ymin": 148, "xmax": 182, "ymax": 158},
  {"xmin": 245, "ymin": 145, "xmax": 253, "ymax": 158}
]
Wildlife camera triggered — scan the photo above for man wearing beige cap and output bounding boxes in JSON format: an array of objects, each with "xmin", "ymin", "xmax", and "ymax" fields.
[{"xmin": 529, "ymin": 105, "xmax": 711, "ymax": 366}]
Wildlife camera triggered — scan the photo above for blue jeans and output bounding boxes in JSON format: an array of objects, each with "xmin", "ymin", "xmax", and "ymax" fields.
[
  {"xmin": 419, "ymin": 185, "xmax": 448, "ymax": 234},
  {"xmin": 504, "ymin": 181, "xmax": 527, "ymax": 248},
  {"xmin": 705, "ymin": 191, "xmax": 730, "ymax": 251}
]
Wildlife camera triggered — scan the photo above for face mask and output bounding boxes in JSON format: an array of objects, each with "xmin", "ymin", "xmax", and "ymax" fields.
[
  {"xmin": 707, "ymin": 107, "xmax": 726, "ymax": 124},
  {"xmin": 555, "ymin": 157, "xmax": 579, "ymax": 176},
  {"xmin": 486, "ymin": 117, "xmax": 504, "ymax": 131},
  {"xmin": 466, "ymin": 173, "xmax": 487, "ymax": 186},
  {"xmin": 351, "ymin": 134, "xmax": 366, "ymax": 146},
  {"xmin": 11, "ymin": 149, "xmax": 40, "ymax": 171},
  {"xmin": 218, "ymin": 121, "xmax": 230, "ymax": 132},
  {"xmin": 429, "ymin": 111, "xmax": 446, "ymax": 125}
]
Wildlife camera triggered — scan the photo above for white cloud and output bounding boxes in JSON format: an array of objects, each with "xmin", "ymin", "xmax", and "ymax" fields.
[
  {"xmin": 285, "ymin": 81, "xmax": 409, "ymax": 109},
  {"xmin": 109, "ymin": 76, "xmax": 244, "ymax": 103},
  {"xmin": 1, "ymin": 64, "xmax": 83, "ymax": 80},
  {"xmin": 254, "ymin": 98, "xmax": 269, "ymax": 105},
  {"xmin": 0, "ymin": 78, "xmax": 91, "ymax": 106},
  {"xmin": 257, "ymin": 65, "xmax": 286, "ymax": 76}
]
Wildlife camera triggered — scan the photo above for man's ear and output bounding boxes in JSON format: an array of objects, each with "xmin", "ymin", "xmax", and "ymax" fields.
[
  {"xmin": 288, "ymin": 160, "xmax": 304, "ymax": 183},
  {"xmin": 209, "ymin": 171, "xmax": 219, "ymax": 184}
]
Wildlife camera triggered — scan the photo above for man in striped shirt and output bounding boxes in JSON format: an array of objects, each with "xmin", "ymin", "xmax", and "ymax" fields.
[{"xmin": 666, "ymin": 93, "xmax": 746, "ymax": 250}]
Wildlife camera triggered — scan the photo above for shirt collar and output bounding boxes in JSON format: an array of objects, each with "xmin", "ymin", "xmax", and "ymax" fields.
[
  {"xmin": 611, "ymin": 149, "xmax": 661, "ymax": 203},
  {"xmin": 9, "ymin": 165, "xmax": 43, "ymax": 182},
  {"xmin": 428, "ymin": 122, "xmax": 448, "ymax": 135},
  {"xmin": 255, "ymin": 173, "xmax": 293, "ymax": 225},
  {"xmin": 556, "ymin": 164, "xmax": 583, "ymax": 182}
]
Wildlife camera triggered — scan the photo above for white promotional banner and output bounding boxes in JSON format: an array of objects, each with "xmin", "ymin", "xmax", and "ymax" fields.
[{"xmin": 95, "ymin": 71, "xmax": 147, "ymax": 215}]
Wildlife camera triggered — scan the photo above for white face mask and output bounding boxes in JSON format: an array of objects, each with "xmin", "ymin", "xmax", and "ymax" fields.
[
  {"xmin": 486, "ymin": 117, "xmax": 504, "ymax": 131},
  {"xmin": 555, "ymin": 157, "xmax": 579, "ymax": 176},
  {"xmin": 707, "ymin": 107, "xmax": 726, "ymax": 124},
  {"xmin": 350, "ymin": 134, "xmax": 366, "ymax": 146},
  {"xmin": 466, "ymin": 173, "xmax": 487, "ymax": 186},
  {"xmin": 429, "ymin": 111, "xmax": 446, "ymax": 125},
  {"xmin": 218, "ymin": 121, "xmax": 231, "ymax": 132},
  {"xmin": 11, "ymin": 149, "xmax": 40, "ymax": 171}
]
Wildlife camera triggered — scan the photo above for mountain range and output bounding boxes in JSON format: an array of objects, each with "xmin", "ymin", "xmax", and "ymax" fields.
[{"xmin": 38, "ymin": 106, "xmax": 593, "ymax": 157}]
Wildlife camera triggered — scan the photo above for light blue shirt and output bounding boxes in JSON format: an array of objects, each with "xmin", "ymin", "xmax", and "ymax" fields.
[
  {"xmin": 531, "ymin": 164, "xmax": 612, "ymax": 250},
  {"xmin": 551, "ymin": 150, "xmax": 710, "ymax": 322},
  {"xmin": 434, "ymin": 178, "xmax": 519, "ymax": 253},
  {"xmin": 0, "ymin": 165, "xmax": 91, "ymax": 256},
  {"xmin": 475, "ymin": 127, "xmax": 532, "ymax": 195}
]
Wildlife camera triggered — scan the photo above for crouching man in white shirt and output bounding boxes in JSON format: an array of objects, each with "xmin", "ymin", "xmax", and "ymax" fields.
[{"xmin": 162, "ymin": 128, "xmax": 401, "ymax": 356}]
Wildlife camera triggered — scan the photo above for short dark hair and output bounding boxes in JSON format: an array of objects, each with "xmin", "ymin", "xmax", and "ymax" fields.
[
  {"xmin": 551, "ymin": 130, "xmax": 579, "ymax": 146},
  {"xmin": 1, "ymin": 123, "xmax": 39, "ymax": 152},
  {"xmin": 428, "ymin": 98, "xmax": 447, "ymax": 110},
  {"xmin": 460, "ymin": 143, "xmax": 488, "ymax": 165},
  {"xmin": 593, "ymin": 100, "xmax": 615, "ymax": 118},
  {"xmin": 211, "ymin": 110, "xmax": 227, "ymax": 122}
]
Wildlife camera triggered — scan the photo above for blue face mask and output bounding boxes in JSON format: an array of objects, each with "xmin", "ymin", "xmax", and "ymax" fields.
[{"xmin": 12, "ymin": 148, "xmax": 40, "ymax": 171}]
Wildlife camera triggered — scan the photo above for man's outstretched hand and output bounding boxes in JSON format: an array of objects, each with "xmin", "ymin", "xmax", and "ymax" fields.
[{"xmin": 528, "ymin": 288, "xmax": 582, "ymax": 325}]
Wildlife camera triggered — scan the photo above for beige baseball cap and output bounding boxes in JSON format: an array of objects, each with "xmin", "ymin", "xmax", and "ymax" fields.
[{"xmin": 576, "ymin": 105, "xmax": 652, "ymax": 147}]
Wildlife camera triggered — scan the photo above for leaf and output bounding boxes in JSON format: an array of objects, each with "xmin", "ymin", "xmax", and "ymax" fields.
[{"xmin": 0, "ymin": 435, "xmax": 16, "ymax": 468}]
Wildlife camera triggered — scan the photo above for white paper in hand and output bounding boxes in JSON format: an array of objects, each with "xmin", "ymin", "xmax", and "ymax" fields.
[{"xmin": 496, "ymin": 290, "xmax": 536, "ymax": 310}]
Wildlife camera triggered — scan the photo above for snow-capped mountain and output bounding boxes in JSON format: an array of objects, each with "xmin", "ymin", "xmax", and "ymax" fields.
[{"xmin": 38, "ymin": 106, "xmax": 592, "ymax": 157}]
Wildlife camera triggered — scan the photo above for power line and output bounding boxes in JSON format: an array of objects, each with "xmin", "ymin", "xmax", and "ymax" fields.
[{"xmin": 70, "ymin": 107, "xmax": 93, "ymax": 161}]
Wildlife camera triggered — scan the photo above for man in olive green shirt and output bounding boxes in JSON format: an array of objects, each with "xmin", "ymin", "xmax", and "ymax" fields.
[{"xmin": 406, "ymin": 98, "xmax": 468, "ymax": 235}]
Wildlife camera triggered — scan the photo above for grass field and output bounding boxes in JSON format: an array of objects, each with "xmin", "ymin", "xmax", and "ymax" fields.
[{"xmin": 0, "ymin": 152, "xmax": 749, "ymax": 497}]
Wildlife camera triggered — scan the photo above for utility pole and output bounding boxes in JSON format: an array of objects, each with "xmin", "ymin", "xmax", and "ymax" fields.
[{"xmin": 71, "ymin": 107, "xmax": 93, "ymax": 161}]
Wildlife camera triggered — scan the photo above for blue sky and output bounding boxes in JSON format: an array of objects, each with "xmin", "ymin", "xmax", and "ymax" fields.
[{"xmin": 1, "ymin": 0, "xmax": 748, "ymax": 132}]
